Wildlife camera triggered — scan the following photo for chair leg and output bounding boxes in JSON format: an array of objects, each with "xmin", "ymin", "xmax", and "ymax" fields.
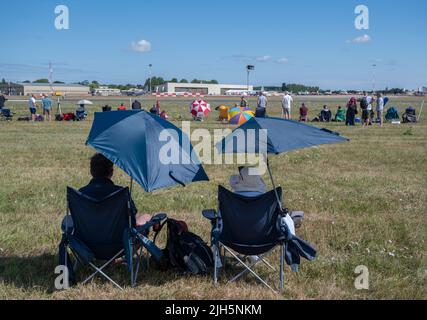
[
  {"xmin": 213, "ymin": 244, "xmax": 220, "ymax": 284},
  {"xmin": 224, "ymin": 246, "xmax": 277, "ymax": 294},
  {"xmin": 82, "ymin": 250, "xmax": 124, "ymax": 285},
  {"xmin": 88, "ymin": 262, "xmax": 124, "ymax": 290},
  {"xmin": 280, "ymin": 244, "xmax": 285, "ymax": 293}
]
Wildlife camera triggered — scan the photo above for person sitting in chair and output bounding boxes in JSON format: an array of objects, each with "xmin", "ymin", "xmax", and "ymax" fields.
[
  {"xmin": 80, "ymin": 153, "xmax": 151, "ymax": 227},
  {"xmin": 230, "ymin": 167, "xmax": 296, "ymax": 235}
]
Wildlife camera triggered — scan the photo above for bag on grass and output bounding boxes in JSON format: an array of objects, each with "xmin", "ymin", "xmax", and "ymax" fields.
[
  {"xmin": 360, "ymin": 97, "xmax": 368, "ymax": 110},
  {"xmin": 153, "ymin": 218, "xmax": 214, "ymax": 275},
  {"xmin": 63, "ymin": 113, "xmax": 76, "ymax": 121}
]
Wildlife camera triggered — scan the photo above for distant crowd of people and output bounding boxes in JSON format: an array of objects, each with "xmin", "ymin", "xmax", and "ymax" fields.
[
  {"xmin": 102, "ymin": 99, "xmax": 168, "ymax": 120},
  {"xmin": 252, "ymin": 91, "xmax": 388, "ymax": 127}
]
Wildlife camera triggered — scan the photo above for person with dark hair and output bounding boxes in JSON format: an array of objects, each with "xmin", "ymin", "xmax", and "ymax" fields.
[
  {"xmin": 299, "ymin": 103, "xmax": 309, "ymax": 122},
  {"xmin": 319, "ymin": 105, "xmax": 332, "ymax": 122},
  {"xmin": 102, "ymin": 105, "xmax": 112, "ymax": 112},
  {"xmin": 79, "ymin": 153, "xmax": 151, "ymax": 227},
  {"xmin": 131, "ymin": 100, "xmax": 142, "ymax": 110},
  {"xmin": 118, "ymin": 103, "xmax": 127, "ymax": 111},
  {"xmin": 346, "ymin": 97, "xmax": 358, "ymax": 126},
  {"xmin": 0, "ymin": 93, "xmax": 7, "ymax": 109},
  {"xmin": 240, "ymin": 96, "xmax": 248, "ymax": 109}
]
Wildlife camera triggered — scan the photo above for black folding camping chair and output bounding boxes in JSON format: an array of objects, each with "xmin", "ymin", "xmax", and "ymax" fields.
[
  {"xmin": 203, "ymin": 186, "xmax": 317, "ymax": 293},
  {"xmin": 59, "ymin": 187, "xmax": 166, "ymax": 290},
  {"xmin": 0, "ymin": 108, "xmax": 13, "ymax": 121}
]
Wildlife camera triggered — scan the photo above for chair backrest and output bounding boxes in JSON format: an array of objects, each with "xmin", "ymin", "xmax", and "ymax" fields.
[
  {"xmin": 67, "ymin": 187, "xmax": 132, "ymax": 260},
  {"xmin": 218, "ymin": 186, "xmax": 282, "ymax": 254}
]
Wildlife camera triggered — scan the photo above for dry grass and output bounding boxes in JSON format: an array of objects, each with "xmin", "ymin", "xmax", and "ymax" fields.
[{"xmin": 0, "ymin": 96, "xmax": 426, "ymax": 300}]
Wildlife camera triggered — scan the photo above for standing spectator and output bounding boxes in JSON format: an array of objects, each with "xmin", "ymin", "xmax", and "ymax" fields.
[
  {"xmin": 299, "ymin": 103, "xmax": 309, "ymax": 122},
  {"xmin": 255, "ymin": 92, "xmax": 268, "ymax": 118},
  {"xmin": 376, "ymin": 93, "xmax": 385, "ymax": 126},
  {"xmin": 360, "ymin": 92, "xmax": 370, "ymax": 127},
  {"xmin": 366, "ymin": 92, "xmax": 373, "ymax": 126},
  {"xmin": 0, "ymin": 93, "xmax": 8, "ymax": 109},
  {"xmin": 281, "ymin": 92, "xmax": 293, "ymax": 119},
  {"xmin": 131, "ymin": 100, "xmax": 142, "ymax": 110},
  {"xmin": 28, "ymin": 94, "xmax": 37, "ymax": 121},
  {"xmin": 346, "ymin": 97, "xmax": 358, "ymax": 126},
  {"xmin": 240, "ymin": 96, "xmax": 248, "ymax": 109},
  {"xmin": 41, "ymin": 94, "xmax": 53, "ymax": 121}
]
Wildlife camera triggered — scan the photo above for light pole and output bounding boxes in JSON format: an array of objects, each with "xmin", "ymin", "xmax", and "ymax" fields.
[
  {"xmin": 246, "ymin": 65, "xmax": 255, "ymax": 90},
  {"xmin": 372, "ymin": 64, "xmax": 377, "ymax": 93},
  {"xmin": 149, "ymin": 64, "xmax": 153, "ymax": 93}
]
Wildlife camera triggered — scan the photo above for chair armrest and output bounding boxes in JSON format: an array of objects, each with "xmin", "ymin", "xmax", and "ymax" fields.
[
  {"xmin": 151, "ymin": 213, "xmax": 167, "ymax": 224},
  {"xmin": 202, "ymin": 209, "xmax": 218, "ymax": 220}
]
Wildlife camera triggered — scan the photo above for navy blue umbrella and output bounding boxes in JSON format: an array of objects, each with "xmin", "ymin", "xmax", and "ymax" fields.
[
  {"xmin": 217, "ymin": 117, "xmax": 349, "ymax": 209},
  {"xmin": 87, "ymin": 110, "xmax": 209, "ymax": 193}
]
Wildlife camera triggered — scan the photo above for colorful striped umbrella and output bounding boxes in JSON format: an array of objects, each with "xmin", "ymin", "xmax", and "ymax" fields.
[{"xmin": 229, "ymin": 108, "xmax": 255, "ymax": 125}]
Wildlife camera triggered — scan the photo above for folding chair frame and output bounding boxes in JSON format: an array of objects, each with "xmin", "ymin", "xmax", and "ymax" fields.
[
  {"xmin": 213, "ymin": 241, "xmax": 286, "ymax": 294},
  {"xmin": 205, "ymin": 202, "xmax": 286, "ymax": 294},
  {"xmin": 62, "ymin": 191, "xmax": 155, "ymax": 290}
]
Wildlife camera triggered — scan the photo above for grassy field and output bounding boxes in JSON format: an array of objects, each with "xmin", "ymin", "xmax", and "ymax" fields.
[{"xmin": 0, "ymin": 96, "xmax": 426, "ymax": 300}]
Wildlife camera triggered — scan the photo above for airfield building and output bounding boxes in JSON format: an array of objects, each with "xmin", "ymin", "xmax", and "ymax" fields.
[
  {"xmin": 155, "ymin": 82, "xmax": 253, "ymax": 95},
  {"xmin": 0, "ymin": 83, "xmax": 90, "ymax": 96},
  {"xmin": 0, "ymin": 82, "xmax": 24, "ymax": 95}
]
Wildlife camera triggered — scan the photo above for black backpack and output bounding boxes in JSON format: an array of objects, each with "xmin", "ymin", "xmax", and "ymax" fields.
[
  {"xmin": 153, "ymin": 219, "xmax": 214, "ymax": 275},
  {"xmin": 360, "ymin": 97, "xmax": 368, "ymax": 110}
]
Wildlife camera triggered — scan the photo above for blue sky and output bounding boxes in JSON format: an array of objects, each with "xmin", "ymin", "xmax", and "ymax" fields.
[{"xmin": 1, "ymin": 0, "xmax": 426, "ymax": 90}]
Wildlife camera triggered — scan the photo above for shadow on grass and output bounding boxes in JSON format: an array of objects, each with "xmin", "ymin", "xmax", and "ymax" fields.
[
  {"xmin": 0, "ymin": 254, "xmax": 193, "ymax": 293},
  {"xmin": 0, "ymin": 253, "xmax": 58, "ymax": 294}
]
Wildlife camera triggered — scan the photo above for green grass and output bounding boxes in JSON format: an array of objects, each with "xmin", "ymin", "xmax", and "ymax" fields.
[{"xmin": 0, "ymin": 96, "xmax": 426, "ymax": 300}]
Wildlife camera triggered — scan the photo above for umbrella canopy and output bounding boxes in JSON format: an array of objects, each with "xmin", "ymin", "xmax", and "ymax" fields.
[
  {"xmin": 77, "ymin": 100, "xmax": 94, "ymax": 106},
  {"xmin": 87, "ymin": 110, "xmax": 209, "ymax": 193},
  {"xmin": 229, "ymin": 108, "xmax": 255, "ymax": 125},
  {"xmin": 218, "ymin": 117, "xmax": 348, "ymax": 155},
  {"xmin": 190, "ymin": 100, "xmax": 211, "ymax": 119},
  {"xmin": 217, "ymin": 117, "xmax": 349, "ymax": 210}
]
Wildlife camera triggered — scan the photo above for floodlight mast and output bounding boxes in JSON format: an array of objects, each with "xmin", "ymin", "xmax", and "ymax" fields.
[
  {"xmin": 372, "ymin": 64, "xmax": 377, "ymax": 93},
  {"xmin": 149, "ymin": 64, "xmax": 153, "ymax": 94},
  {"xmin": 247, "ymin": 65, "xmax": 255, "ymax": 91}
]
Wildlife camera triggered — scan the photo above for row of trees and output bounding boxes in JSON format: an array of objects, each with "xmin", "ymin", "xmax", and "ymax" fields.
[
  {"xmin": 282, "ymin": 83, "xmax": 320, "ymax": 93},
  {"xmin": 75, "ymin": 78, "xmax": 220, "ymax": 92}
]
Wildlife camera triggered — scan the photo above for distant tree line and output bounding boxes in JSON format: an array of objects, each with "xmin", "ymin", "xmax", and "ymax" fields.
[{"xmin": 282, "ymin": 83, "xmax": 320, "ymax": 93}]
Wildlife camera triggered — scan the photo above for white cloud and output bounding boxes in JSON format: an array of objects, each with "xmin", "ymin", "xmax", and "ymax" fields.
[
  {"xmin": 131, "ymin": 40, "xmax": 152, "ymax": 53},
  {"xmin": 347, "ymin": 34, "xmax": 372, "ymax": 44},
  {"xmin": 256, "ymin": 55, "xmax": 271, "ymax": 62},
  {"xmin": 277, "ymin": 58, "xmax": 289, "ymax": 64}
]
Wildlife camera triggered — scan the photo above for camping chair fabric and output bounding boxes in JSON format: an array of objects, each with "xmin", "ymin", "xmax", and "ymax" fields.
[
  {"xmin": 0, "ymin": 108, "xmax": 13, "ymax": 120},
  {"xmin": 203, "ymin": 186, "xmax": 317, "ymax": 293},
  {"xmin": 59, "ymin": 187, "xmax": 166, "ymax": 289},
  {"xmin": 403, "ymin": 107, "xmax": 417, "ymax": 123},
  {"xmin": 385, "ymin": 107, "xmax": 400, "ymax": 122},
  {"xmin": 67, "ymin": 187, "xmax": 134, "ymax": 260},
  {"xmin": 75, "ymin": 108, "xmax": 87, "ymax": 121},
  {"xmin": 217, "ymin": 186, "xmax": 283, "ymax": 256}
]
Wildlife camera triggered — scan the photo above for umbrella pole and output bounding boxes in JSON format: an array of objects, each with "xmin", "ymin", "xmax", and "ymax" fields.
[
  {"xmin": 130, "ymin": 178, "xmax": 134, "ymax": 198},
  {"xmin": 129, "ymin": 178, "xmax": 134, "ymax": 227},
  {"xmin": 267, "ymin": 157, "xmax": 285, "ymax": 214}
]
